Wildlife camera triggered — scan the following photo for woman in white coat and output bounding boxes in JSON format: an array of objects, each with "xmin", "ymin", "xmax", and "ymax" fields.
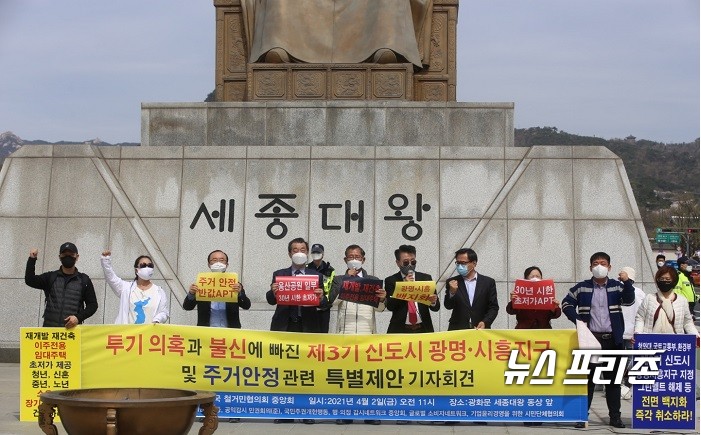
[
  {"xmin": 101, "ymin": 250, "xmax": 169, "ymax": 324},
  {"xmin": 635, "ymin": 266, "xmax": 697, "ymax": 335}
]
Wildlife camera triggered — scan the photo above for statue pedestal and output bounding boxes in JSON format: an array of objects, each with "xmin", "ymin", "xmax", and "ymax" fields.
[{"xmin": 141, "ymin": 101, "xmax": 514, "ymax": 148}]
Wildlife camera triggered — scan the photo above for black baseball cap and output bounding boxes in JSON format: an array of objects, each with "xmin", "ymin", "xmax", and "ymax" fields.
[
  {"xmin": 59, "ymin": 242, "xmax": 78, "ymax": 254},
  {"xmin": 311, "ymin": 244, "xmax": 324, "ymax": 253}
]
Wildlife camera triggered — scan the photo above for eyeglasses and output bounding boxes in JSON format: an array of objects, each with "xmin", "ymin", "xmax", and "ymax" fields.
[
  {"xmin": 138, "ymin": 263, "xmax": 154, "ymax": 269},
  {"xmin": 401, "ymin": 260, "xmax": 417, "ymax": 266},
  {"xmin": 657, "ymin": 280, "xmax": 673, "ymax": 284},
  {"xmin": 455, "ymin": 261, "xmax": 472, "ymax": 266}
]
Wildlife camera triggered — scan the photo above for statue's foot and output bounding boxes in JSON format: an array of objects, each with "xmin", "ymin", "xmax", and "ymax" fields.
[
  {"xmin": 372, "ymin": 49, "xmax": 397, "ymax": 64},
  {"xmin": 264, "ymin": 48, "xmax": 290, "ymax": 63}
]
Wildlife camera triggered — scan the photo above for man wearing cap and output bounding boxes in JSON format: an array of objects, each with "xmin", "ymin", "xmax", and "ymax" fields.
[
  {"xmin": 674, "ymin": 256, "xmax": 696, "ymax": 316},
  {"xmin": 306, "ymin": 243, "xmax": 335, "ymax": 333},
  {"xmin": 25, "ymin": 243, "xmax": 98, "ymax": 328}
]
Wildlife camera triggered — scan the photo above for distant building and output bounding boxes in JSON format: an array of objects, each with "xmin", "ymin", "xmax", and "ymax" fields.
[{"xmin": 625, "ymin": 135, "xmax": 636, "ymax": 144}]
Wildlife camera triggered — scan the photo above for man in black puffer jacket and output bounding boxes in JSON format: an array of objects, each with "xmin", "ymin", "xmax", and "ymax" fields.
[{"xmin": 25, "ymin": 242, "xmax": 98, "ymax": 328}]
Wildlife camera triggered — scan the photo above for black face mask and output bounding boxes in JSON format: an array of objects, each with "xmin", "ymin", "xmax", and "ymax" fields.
[
  {"xmin": 656, "ymin": 280, "xmax": 675, "ymax": 293},
  {"xmin": 60, "ymin": 256, "xmax": 77, "ymax": 269},
  {"xmin": 399, "ymin": 264, "xmax": 415, "ymax": 276}
]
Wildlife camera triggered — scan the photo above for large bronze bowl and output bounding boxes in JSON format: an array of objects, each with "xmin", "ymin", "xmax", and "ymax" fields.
[{"xmin": 39, "ymin": 388, "xmax": 218, "ymax": 435}]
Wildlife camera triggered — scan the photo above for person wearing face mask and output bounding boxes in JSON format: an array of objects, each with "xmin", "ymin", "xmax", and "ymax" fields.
[
  {"xmin": 655, "ymin": 254, "xmax": 666, "ymax": 269},
  {"xmin": 505, "ymin": 266, "xmax": 561, "ymax": 331},
  {"xmin": 266, "ymin": 237, "xmax": 326, "ymax": 425},
  {"xmin": 561, "ymin": 252, "xmax": 635, "ymax": 429},
  {"xmin": 328, "ymin": 244, "xmax": 386, "ymax": 335},
  {"xmin": 385, "ymin": 244, "xmax": 440, "ymax": 335},
  {"xmin": 306, "ymin": 243, "xmax": 335, "ymax": 333},
  {"xmin": 327, "ymin": 244, "xmax": 385, "ymax": 426},
  {"xmin": 266, "ymin": 237, "xmax": 326, "ymax": 336},
  {"xmin": 673, "ymin": 256, "xmax": 696, "ymax": 316},
  {"xmin": 183, "ymin": 250, "xmax": 251, "ymax": 328},
  {"xmin": 25, "ymin": 243, "xmax": 98, "ymax": 328},
  {"xmin": 444, "ymin": 248, "xmax": 499, "ymax": 332},
  {"xmin": 101, "ymin": 250, "xmax": 169, "ymax": 324},
  {"xmin": 634, "ymin": 266, "xmax": 698, "ymax": 335}
]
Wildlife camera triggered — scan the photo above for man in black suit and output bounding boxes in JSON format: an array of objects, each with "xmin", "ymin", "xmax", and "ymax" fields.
[
  {"xmin": 183, "ymin": 249, "xmax": 251, "ymax": 328},
  {"xmin": 385, "ymin": 244, "xmax": 440, "ymax": 334},
  {"xmin": 444, "ymin": 248, "xmax": 499, "ymax": 330},
  {"xmin": 266, "ymin": 237, "xmax": 325, "ymax": 424},
  {"xmin": 266, "ymin": 237, "xmax": 326, "ymax": 333}
]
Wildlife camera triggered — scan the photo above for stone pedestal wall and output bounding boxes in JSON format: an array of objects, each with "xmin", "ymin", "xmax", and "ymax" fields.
[{"xmin": 0, "ymin": 102, "xmax": 655, "ymax": 355}]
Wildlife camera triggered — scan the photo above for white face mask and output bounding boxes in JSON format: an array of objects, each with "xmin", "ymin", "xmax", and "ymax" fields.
[
  {"xmin": 346, "ymin": 259, "xmax": 363, "ymax": 270},
  {"xmin": 209, "ymin": 262, "xmax": 227, "ymax": 273},
  {"xmin": 529, "ymin": 277, "xmax": 541, "ymax": 281},
  {"xmin": 657, "ymin": 261, "xmax": 665, "ymax": 267},
  {"xmin": 291, "ymin": 252, "xmax": 307, "ymax": 266},
  {"xmin": 136, "ymin": 267, "xmax": 154, "ymax": 281},
  {"xmin": 311, "ymin": 253, "xmax": 323, "ymax": 261},
  {"xmin": 685, "ymin": 265, "xmax": 693, "ymax": 272},
  {"xmin": 591, "ymin": 264, "xmax": 609, "ymax": 279}
]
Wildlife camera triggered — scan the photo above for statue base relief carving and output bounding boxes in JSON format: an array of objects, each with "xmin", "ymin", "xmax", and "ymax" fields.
[{"xmin": 247, "ymin": 63, "xmax": 414, "ymax": 101}]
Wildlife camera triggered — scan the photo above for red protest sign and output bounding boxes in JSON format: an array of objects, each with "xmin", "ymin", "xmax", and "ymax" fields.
[
  {"xmin": 339, "ymin": 276, "xmax": 382, "ymax": 307},
  {"xmin": 512, "ymin": 279, "xmax": 556, "ymax": 310},
  {"xmin": 275, "ymin": 275, "xmax": 320, "ymax": 306}
]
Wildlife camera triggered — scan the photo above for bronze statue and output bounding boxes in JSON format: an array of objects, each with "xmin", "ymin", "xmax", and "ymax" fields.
[{"xmin": 241, "ymin": 0, "xmax": 433, "ymax": 67}]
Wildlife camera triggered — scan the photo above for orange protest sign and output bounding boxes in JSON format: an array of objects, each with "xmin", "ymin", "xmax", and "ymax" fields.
[
  {"xmin": 392, "ymin": 281, "xmax": 435, "ymax": 305},
  {"xmin": 512, "ymin": 279, "xmax": 556, "ymax": 310},
  {"xmin": 195, "ymin": 272, "xmax": 239, "ymax": 302}
]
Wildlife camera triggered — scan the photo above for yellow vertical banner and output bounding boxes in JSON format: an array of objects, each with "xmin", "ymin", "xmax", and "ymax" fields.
[{"xmin": 20, "ymin": 327, "xmax": 81, "ymax": 421}]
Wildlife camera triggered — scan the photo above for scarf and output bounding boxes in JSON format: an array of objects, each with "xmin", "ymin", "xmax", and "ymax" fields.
[{"xmin": 652, "ymin": 291, "xmax": 676, "ymax": 334}]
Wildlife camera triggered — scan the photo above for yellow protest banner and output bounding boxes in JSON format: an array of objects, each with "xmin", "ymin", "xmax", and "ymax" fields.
[
  {"xmin": 195, "ymin": 272, "xmax": 239, "ymax": 302},
  {"xmin": 21, "ymin": 325, "xmax": 587, "ymax": 422},
  {"xmin": 392, "ymin": 281, "xmax": 436, "ymax": 305},
  {"xmin": 20, "ymin": 328, "xmax": 81, "ymax": 421}
]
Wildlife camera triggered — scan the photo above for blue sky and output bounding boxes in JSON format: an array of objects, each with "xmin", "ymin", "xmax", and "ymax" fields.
[{"xmin": 0, "ymin": 0, "xmax": 698, "ymax": 143}]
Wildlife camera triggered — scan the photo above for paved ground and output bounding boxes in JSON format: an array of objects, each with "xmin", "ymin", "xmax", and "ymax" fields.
[{"xmin": 1, "ymin": 363, "xmax": 698, "ymax": 435}]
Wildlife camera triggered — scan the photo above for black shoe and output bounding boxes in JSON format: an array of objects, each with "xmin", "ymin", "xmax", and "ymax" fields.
[
  {"xmin": 302, "ymin": 419, "xmax": 316, "ymax": 425},
  {"xmin": 364, "ymin": 420, "xmax": 380, "ymax": 425},
  {"xmin": 610, "ymin": 417, "xmax": 625, "ymax": 428},
  {"xmin": 274, "ymin": 419, "xmax": 294, "ymax": 424},
  {"xmin": 574, "ymin": 421, "xmax": 586, "ymax": 428},
  {"xmin": 396, "ymin": 420, "xmax": 410, "ymax": 425},
  {"xmin": 336, "ymin": 419, "xmax": 352, "ymax": 424}
]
